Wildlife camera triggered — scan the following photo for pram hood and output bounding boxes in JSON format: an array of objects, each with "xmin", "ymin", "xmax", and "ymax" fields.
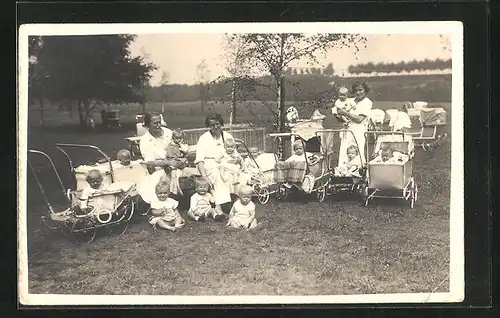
[
  {"xmin": 419, "ymin": 107, "xmax": 447, "ymax": 126},
  {"xmin": 407, "ymin": 107, "xmax": 447, "ymax": 126}
]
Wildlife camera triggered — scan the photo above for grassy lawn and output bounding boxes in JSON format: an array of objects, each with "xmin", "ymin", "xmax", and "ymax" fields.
[{"xmin": 24, "ymin": 101, "xmax": 452, "ymax": 296}]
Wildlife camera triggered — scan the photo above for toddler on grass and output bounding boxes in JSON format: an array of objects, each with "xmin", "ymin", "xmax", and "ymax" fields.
[{"xmin": 148, "ymin": 181, "xmax": 185, "ymax": 232}]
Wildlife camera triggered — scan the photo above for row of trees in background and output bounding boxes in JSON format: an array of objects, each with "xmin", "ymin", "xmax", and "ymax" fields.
[
  {"xmin": 347, "ymin": 58, "xmax": 452, "ymax": 74},
  {"xmin": 283, "ymin": 63, "xmax": 335, "ymax": 76},
  {"xmin": 147, "ymin": 73, "xmax": 451, "ymax": 103}
]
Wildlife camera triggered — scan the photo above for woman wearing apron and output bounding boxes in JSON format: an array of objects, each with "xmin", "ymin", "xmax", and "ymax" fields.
[
  {"xmin": 194, "ymin": 113, "xmax": 235, "ymax": 216},
  {"xmin": 336, "ymin": 82, "xmax": 373, "ymax": 165}
]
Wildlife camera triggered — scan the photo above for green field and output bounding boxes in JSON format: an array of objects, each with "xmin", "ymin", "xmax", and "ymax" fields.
[{"xmin": 25, "ymin": 100, "xmax": 452, "ymax": 296}]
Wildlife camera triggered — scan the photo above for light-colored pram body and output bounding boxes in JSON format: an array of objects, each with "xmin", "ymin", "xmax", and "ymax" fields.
[
  {"xmin": 234, "ymin": 139, "xmax": 279, "ymax": 204},
  {"xmin": 266, "ymin": 132, "xmax": 333, "ymax": 202},
  {"xmin": 28, "ymin": 144, "xmax": 148, "ymax": 244},
  {"xmin": 316, "ymin": 129, "xmax": 367, "ymax": 200},
  {"xmin": 406, "ymin": 106, "xmax": 448, "ymax": 151},
  {"xmin": 363, "ymin": 132, "xmax": 418, "ymax": 208}
]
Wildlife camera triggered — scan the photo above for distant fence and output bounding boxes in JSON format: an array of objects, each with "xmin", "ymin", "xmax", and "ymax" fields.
[{"xmin": 183, "ymin": 125, "xmax": 267, "ymax": 153}]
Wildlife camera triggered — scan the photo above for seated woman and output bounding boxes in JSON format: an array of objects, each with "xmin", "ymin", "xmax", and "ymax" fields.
[
  {"xmin": 139, "ymin": 112, "xmax": 183, "ymax": 197},
  {"xmin": 194, "ymin": 113, "xmax": 235, "ymax": 216}
]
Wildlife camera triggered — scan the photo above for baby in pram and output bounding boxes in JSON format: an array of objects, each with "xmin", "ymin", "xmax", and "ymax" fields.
[
  {"xmin": 74, "ymin": 169, "xmax": 122, "ymax": 217},
  {"xmin": 371, "ymin": 143, "xmax": 409, "ymax": 164},
  {"xmin": 276, "ymin": 140, "xmax": 320, "ymax": 188},
  {"xmin": 334, "ymin": 145, "xmax": 362, "ymax": 178}
]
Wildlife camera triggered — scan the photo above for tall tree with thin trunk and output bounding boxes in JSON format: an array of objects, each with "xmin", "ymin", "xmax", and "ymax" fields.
[
  {"xmin": 226, "ymin": 33, "xmax": 365, "ymax": 132},
  {"xmin": 222, "ymin": 35, "xmax": 252, "ymax": 125},
  {"xmin": 160, "ymin": 71, "xmax": 170, "ymax": 114},
  {"xmin": 195, "ymin": 59, "xmax": 211, "ymax": 113}
]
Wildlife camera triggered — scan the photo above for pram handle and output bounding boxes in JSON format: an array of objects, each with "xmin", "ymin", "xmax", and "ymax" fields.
[
  {"xmin": 233, "ymin": 138, "xmax": 260, "ymax": 170},
  {"xmin": 55, "ymin": 143, "xmax": 115, "ymax": 184}
]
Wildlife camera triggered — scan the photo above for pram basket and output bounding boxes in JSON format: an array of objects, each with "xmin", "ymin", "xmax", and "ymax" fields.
[{"xmin": 28, "ymin": 145, "xmax": 140, "ymax": 244}]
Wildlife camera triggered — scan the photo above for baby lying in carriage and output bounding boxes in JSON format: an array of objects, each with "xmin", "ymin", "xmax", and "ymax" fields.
[
  {"xmin": 371, "ymin": 143, "xmax": 409, "ymax": 164},
  {"xmin": 334, "ymin": 145, "xmax": 362, "ymax": 178}
]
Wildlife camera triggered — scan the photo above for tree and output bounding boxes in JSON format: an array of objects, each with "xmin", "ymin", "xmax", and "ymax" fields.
[
  {"xmin": 159, "ymin": 71, "xmax": 170, "ymax": 114},
  {"xmin": 29, "ymin": 35, "xmax": 157, "ymax": 127},
  {"xmin": 195, "ymin": 59, "xmax": 211, "ymax": 113},
  {"xmin": 221, "ymin": 35, "xmax": 252, "ymax": 125},
  {"xmin": 226, "ymin": 33, "xmax": 365, "ymax": 132},
  {"xmin": 323, "ymin": 62, "xmax": 334, "ymax": 77},
  {"xmin": 28, "ymin": 36, "xmax": 47, "ymax": 127}
]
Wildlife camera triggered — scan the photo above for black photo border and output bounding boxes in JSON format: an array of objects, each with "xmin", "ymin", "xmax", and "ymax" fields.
[{"xmin": 6, "ymin": 0, "xmax": 493, "ymax": 316}]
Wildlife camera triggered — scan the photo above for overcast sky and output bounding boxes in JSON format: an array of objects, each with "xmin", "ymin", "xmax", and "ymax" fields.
[{"xmin": 129, "ymin": 33, "xmax": 452, "ymax": 86}]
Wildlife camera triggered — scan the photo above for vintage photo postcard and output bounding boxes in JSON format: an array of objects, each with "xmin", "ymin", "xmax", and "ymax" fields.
[{"xmin": 18, "ymin": 21, "xmax": 463, "ymax": 305}]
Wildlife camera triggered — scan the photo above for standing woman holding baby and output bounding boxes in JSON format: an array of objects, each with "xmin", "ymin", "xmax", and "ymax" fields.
[
  {"xmin": 336, "ymin": 82, "xmax": 373, "ymax": 165},
  {"xmin": 194, "ymin": 113, "xmax": 235, "ymax": 217}
]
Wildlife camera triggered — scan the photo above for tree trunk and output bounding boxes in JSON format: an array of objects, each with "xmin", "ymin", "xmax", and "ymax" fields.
[
  {"xmin": 277, "ymin": 75, "xmax": 286, "ymax": 133},
  {"xmin": 77, "ymin": 101, "xmax": 86, "ymax": 126},
  {"xmin": 230, "ymin": 79, "xmax": 236, "ymax": 126},
  {"xmin": 200, "ymin": 84, "xmax": 205, "ymax": 113},
  {"xmin": 39, "ymin": 98, "xmax": 45, "ymax": 128},
  {"xmin": 141, "ymin": 101, "xmax": 146, "ymax": 114}
]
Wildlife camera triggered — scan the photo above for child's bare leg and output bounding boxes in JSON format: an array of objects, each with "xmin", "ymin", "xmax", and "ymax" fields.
[
  {"xmin": 156, "ymin": 219, "xmax": 177, "ymax": 232},
  {"xmin": 174, "ymin": 216, "xmax": 185, "ymax": 228},
  {"xmin": 249, "ymin": 220, "xmax": 264, "ymax": 231},
  {"xmin": 187, "ymin": 210, "xmax": 199, "ymax": 221}
]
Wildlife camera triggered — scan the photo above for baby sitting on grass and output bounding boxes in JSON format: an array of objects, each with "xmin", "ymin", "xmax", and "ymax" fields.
[
  {"xmin": 226, "ymin": 185, "xmax": 263, "ymax": 231},
  {"xmin": 148, "ymin": 181, "xmax": 185, "ymax": 232}
]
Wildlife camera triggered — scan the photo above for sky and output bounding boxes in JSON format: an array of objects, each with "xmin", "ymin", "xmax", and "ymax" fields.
[{"xmin": 129, "ymin": 33, "xmax": 452, "ymax": 86}]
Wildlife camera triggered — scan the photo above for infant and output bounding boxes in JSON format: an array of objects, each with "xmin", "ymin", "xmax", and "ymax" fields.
[
  {"xmin": 187, "ymin": 177, "xmax": 221, "ymax": 221},
  {"xmin": 116, "ymin": 149, "xmax": 132, "ymax": 167},
  {"xmin": 75, "ymin": 169, "xmax": 107, "ymax": 215},
  {"xmin": 148, "ymin": 181, "xmax": 185, "ymax": 231},
  {"xmin": 335, "ymin": 145, "xmax": 362, "ymax": 178},
  {"xmin": 219, "ymin": 138, "xmax": 244, "ymax": 192},
  {"xmin": 371, "ymin": 143, "xmax": 408, "ymax": 164},
  {"xmin": 165, "ymin": 128, "xmax": 190, "ymax": 195},
  {"xmin": 226, "ymin": 185, "xmax": 260, "ymax": 230},
  {"xmin": 332, "ymin": 86, "xmax": 356, "ymax": 125}
]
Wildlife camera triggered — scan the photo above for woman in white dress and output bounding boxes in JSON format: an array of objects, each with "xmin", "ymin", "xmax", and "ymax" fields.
[
  {"xmin": 194, "ymin": 113, "xmax": 234, "ymax": 216},
  {"xmin": 336, "ymin": 82, "xmax": 373, "ymax": 165},
  {"xmin": 138, "ymin": 112, "xmax": 181, "ymax": 203}
]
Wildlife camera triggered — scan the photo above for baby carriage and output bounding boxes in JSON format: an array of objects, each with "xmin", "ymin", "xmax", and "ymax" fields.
[
  {"xmin": 268, "ymin": 132, "xmax": 333, "ymax": 202},
  {"xmin": 363, "ymin": 131, "xmax": 418, "ymax": 208},
  {"xmin": 27, "ymin": 144, "xmax": 148, "ymax": 244},
  {"xmin": 406, "ymin": 106, "xmax": 448, "ymax": 151},
  {"xmin": 234, "ymin": 138, "xmax": 280, "ymax": 204},
  {"xmin": 317, "ymin": 129, "xmax": 367, "ymax": 199}
]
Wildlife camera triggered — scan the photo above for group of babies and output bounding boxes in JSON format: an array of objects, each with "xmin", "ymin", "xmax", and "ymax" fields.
[{"xmin": 149, "ymin": 177, "xmax": 259, "ymax": 232}]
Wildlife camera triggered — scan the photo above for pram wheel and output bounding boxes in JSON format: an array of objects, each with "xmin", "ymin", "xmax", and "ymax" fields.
[
  {"xmin": 257, "ymin": 187, "xmax": 270, "ymax": 204},
  {"xmin": 410, "ymin": 180, "xmax": 418, "ymax": 208},
  {"xmin": 422, "ymin": 142, "xmax": 434, "ymax": 152},
  {"xmin": 316, "ymin": 185, "xmax": 327, "ymax": 202},
  {"xmin": 41, "ymin": 215, "xmax": 60, "ymax": 231},
  {"xmin": 70, "ymin": 219, "xmax": 97, "ymax": 245},
  {"xmin": 276, "ymin": 186, "xmax": 289, "ymax": 201},
  {"xmin": 108, "ymin": 222, "xmax": 128, "ymax": 236}
]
